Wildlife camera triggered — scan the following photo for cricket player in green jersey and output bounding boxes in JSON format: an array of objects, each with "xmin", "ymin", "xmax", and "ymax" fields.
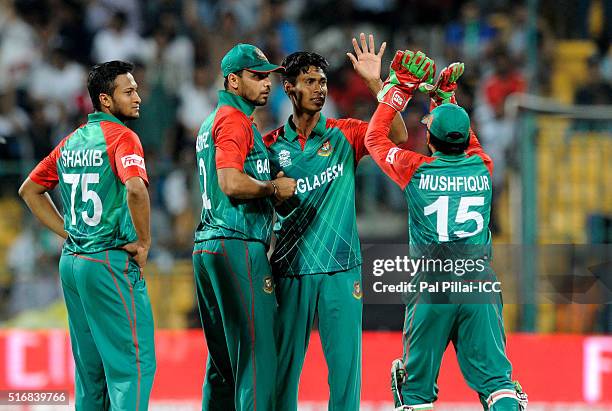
[
  {"xmin": 363, "ymin": 50, "xmax": 528, "ymax": 410},
  {"xmin": 19, "ymin": 61, "xmax": 155, "ymax": 410},
  {"xmin": 263, "ymin": 34, "xmax": 408, "ymax": 410},
  {"xmin": 192, "ymin": 43, "xmax": 296, "ymax": 411}
]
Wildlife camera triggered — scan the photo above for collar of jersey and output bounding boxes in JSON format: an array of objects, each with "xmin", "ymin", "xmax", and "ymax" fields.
[
  {"xmin": 283, "ymin": 113, "xmax": 327, "ymax": 142},
  {"xmin": 217, "ymin": 90, "xmax": 255, "ymax": 116},
  {"xmin": 87, "ymin": 111, "xmax": 126, "ymax": 126},
  {"xmin": 432, "ymin": 151, "xmax": 467, "ymax": 160}
]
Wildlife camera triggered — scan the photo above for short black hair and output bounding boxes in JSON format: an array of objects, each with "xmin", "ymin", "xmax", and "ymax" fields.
[
  {"xmin": 223, "ymin": 70, "xmax": 243, "ymax": 90},
  {"xmin": 87, "ymin": 60, "xmax": 134, "ymax": 111},
  {"xmin": 429, "ymin": 132, "xmax": 469, "ymax": 154},
  {"xmin": 281, "ymin": 52, "xmax": 329, "ymax": 85}
]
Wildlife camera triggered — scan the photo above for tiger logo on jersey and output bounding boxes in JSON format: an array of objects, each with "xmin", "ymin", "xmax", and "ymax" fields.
[
  {"xmin": 352, "ymin": 280, "xmax": 363, "ymax": 299},
  {"xmin": 317, "ymin": 141, "xmax": 333, "ymax": 157},
  {"xmin": 263, "ymin": 276, "xmax": 274, "ymax": 294}
]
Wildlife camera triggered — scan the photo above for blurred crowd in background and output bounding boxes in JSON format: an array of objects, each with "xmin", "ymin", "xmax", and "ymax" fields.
[{"xmin": 0, "ymin": 0, "xmax": 610, "ymax": 330}]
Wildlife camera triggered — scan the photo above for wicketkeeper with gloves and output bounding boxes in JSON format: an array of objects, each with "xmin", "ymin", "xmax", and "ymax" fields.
[{"xmin": 365, "ymin": 50, "xmax": 528, "ymax": 411}]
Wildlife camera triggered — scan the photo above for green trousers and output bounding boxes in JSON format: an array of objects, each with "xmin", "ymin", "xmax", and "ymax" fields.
[
  {"xmin": 274, "ymin": 266, "xmax": 362, "ymax": 411},
  {"xmin": 59, "ymin": 249, "xmax": 156, "ymax": 411},
  {"xmin": 401, "ymin": 300, "xmax": 518, "ymax": 410},
  {"xmin": 193, "ymin": 239, "xmax": 278, "ymax": 411}
]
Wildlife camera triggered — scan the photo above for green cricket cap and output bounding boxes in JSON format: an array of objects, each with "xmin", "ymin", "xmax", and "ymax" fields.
[
  {"xmin": 221, "ymin": 44, "xmax": 284, "ymax": 77},
  {"xmin": 422, "ymin": 103, "xmax": 471, "ymax": 144}
]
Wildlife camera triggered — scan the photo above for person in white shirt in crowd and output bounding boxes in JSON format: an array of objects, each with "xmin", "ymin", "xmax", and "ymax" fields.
[{"xmin": 91, "ymin": 11, "xmax": 145, "ymax": 63}]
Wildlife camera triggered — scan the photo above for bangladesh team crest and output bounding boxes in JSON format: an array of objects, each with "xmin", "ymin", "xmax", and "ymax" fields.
[
  {"xmin": 317, "ymin": 141, "xmax": 333, "ymax": 157},
  {"xmin": 254, "ymin": 47, "xmax": 268, "ymax": 62},
  {"xmin": 279, "ymin": 149, "xmax": 292, "ymax": 167},
  {"xmin": 263, "ymin": 276, "xmax": 274, "ymax": 294},
  {"xmin": 352, "ymin": 280, "xmax": 363, "ymax": 299}
]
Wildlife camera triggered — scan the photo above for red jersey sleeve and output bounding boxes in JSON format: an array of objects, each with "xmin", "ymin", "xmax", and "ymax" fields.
[
  {"xmin": 29, "ymin": 145, "xmax": 62, "ymax": 189},
  {"xmin": 365, "ymin": 104, "xmax": 434, "ymax": 190},
  {"xmin": 213, "ymin": 107, "xmax": 253, "ymax": 170},
  {"xmin": 466, "ymin": 129, "xmax": 494, "ymax": 177},
  {"xmin": 101, "ymin": 121, "xmax": 149, "ymax": 186},
  {"xmin": 329, "ymin": 118, "xmax": 369, "ymax": 163}
]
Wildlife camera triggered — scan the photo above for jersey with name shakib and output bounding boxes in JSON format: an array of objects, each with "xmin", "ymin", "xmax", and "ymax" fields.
[
  {"xmin": 194, "ymin": 90, "xmax": 273, "ymax": 246},
  {"xmin": 264, "ymin": 114, "xmax": 368, "ymax": 276},
  {"xmin": 29, "ymin": 112, "xmax": 148, "ymax": 254},
  {"xmin": 365, "ymin": 105, "xmax": 494, "ymax": 248}
]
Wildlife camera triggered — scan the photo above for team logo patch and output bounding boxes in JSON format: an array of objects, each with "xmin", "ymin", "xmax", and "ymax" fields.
[
  {"xmin": 254, "ymin": 47, "xmax": 268, "ymax": 62},
  {"xmin": 263, "ymin": 276, "xmax": 274, "ymax": 294},
  {"xmin": 386, "ymin": 147, "xmax": 401, "ymax": 164},
  {"xmin": 317, "ymin": 141, "xmax": 333, "ymax": 157},
  {"xmin": 121, "ymin": 154, "xmax": 146, "ymax": 170},
  {"xmin": 352, "ymin": 280, "xmax": 363, "ymax": 300},
  {"xmin": 279, "ymin": 149, "xmax": 292, "ymax": 167}
]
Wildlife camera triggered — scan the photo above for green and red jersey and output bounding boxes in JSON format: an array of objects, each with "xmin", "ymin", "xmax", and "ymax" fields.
[
  {"xmin": 29, "ymin": 112, "xmax": 148, "ymax": 254},
  {"xmin": 194, "ymin": 91, "xmax": 273, "ymax": 246},
  {"xmin": 364, "ymin": 104, "xmax": 494, "ymax": 247},
  {"xmin": 264, "ymin": 114, "xmax": 368, "ymax": 276}
]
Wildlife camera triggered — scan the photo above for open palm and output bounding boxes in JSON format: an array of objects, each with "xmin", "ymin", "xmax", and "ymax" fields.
[{"xmin": 347, "ymin": 32, "xmax": 386, "ymax": 83}]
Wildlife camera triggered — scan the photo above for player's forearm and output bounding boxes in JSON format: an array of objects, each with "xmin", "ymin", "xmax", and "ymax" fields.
[
  {"xmin": 365, "ymin": 78, "xmax": 384, "ymax": 98},
  {"xmin": 365, "ymin": 104, "xmax": 414, "ymax": 188},
  {"xmin": 218, "ymin": 168, "xmax": 274, "ymax": 200},
  {"xmin": 18, "ymin": 181, "xmax": 67, "ymax": 239},
  {"xmin": 126, "ymin": 181, "xmax": 151, "ymax": 247},
  {"xmin": 365, "ymin": 103, "xmax": 397, "ymax": 161},
  {"xmin": 366, "ymin": 78, "xmax": 408, "ymax": 144},
  {"xmin": 388, "ymin": 112, "xmax": 408, "ymax": 144}
]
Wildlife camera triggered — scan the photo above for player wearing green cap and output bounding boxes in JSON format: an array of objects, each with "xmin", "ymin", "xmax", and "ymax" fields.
[
  {"xmin": 18, "ymin": 60, "xmax": 155, "ymax": 410},
  {"xmin": 263, "ymin": 34, "xmax": 408, "ymax": 410},
  {"xmin": 364, "ymin": 50, "xmax": 527, "ymax": 411},
  {"xmin": 193, "ymin": 43, "xmax": 296, "ymax": 411}
]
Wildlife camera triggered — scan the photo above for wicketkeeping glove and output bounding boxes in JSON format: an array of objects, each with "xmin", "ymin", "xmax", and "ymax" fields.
[
  {"xmin": 420, "ymin": 62, "xmax": 464, "ymax": 105},
  {"xmin": 377, "ymin": 50, "xmax": 435, "ymax": 112}
]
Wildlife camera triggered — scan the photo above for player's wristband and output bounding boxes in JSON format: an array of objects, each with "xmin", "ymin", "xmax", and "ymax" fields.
[{"xmin": 269, "ymin": 181, "xmax": 279, "ymax": 198}]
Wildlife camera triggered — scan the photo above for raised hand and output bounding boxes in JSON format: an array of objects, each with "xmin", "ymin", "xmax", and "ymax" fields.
[{"xmin": 346, "ymin": 32, "xmax": 387, "ymax": 85}]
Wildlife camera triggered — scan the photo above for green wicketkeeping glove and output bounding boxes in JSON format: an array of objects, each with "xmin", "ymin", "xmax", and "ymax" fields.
[
  {"xmin": 377, "ymin": 50, "xmax": 436, "ymax": 112},
  {"xmin": 420, "ymin": 62, "xmax": 464, "ymax": 104}
]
